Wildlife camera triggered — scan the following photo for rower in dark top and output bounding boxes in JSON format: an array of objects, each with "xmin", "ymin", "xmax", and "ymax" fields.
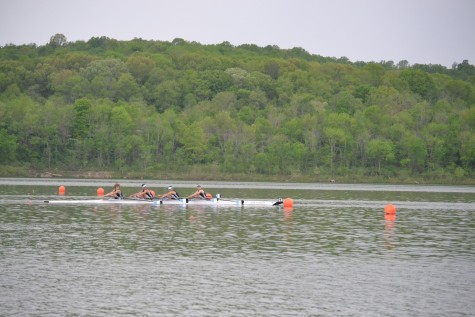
[
  {"xmin": 157, "ymin": 186, "xmax": 180, "ymax": 200},
  {"xmin": 104, "ymin": 183, "xmax": 123, "ymax": 199},
  {"xmin": 130, "ymin": 184, "xmax": 154, "ymax": 200},
  {"xmin": 186, "ymin": 184, "xmax": 209, "ymax": 199}
]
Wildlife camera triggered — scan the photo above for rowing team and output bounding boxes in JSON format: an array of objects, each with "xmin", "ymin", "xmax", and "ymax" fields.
[{"xmin": 104, "ymin": 183, "xmax": 212, "ymax": 201}]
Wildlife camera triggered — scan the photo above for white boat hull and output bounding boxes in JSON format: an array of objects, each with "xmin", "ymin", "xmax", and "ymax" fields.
[{"xmin": 44, "ymin": 198, "xmax": 283, "ymax": 207}]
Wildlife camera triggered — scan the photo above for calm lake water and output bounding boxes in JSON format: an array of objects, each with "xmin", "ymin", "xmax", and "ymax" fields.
[{"xmin": 1, "ymin": 179, "xmax": 475, "ymax": 316}]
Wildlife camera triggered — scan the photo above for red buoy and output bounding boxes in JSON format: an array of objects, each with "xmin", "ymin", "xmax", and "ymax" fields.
[
  {"xmin": 384, "ymin": 204, "xmax": 396, "ymax": 215},
  {"xmin": 58, "ymin": 185, "xmax": 66, "ymax": 195},
  {"xmin": 97, "ymin": 187, "xmax": 104, "ymax": 196},
  {"xmin": 283, "ymin": 198, "xmax": 294, "ymax": 208}
]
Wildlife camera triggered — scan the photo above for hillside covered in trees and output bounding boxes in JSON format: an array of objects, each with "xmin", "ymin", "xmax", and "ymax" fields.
[{"xmin": 1, "ymin": 34, "xmax": 474, "ymax": 183}]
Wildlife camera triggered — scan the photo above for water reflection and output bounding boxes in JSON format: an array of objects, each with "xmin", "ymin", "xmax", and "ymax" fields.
[
  {"xmin": 283, "ymin": 207, "xmax": 293, "ymax": 222},
  {"xmin": 384, "ymin": 213, "xmax": 397, "ymax": 250}
]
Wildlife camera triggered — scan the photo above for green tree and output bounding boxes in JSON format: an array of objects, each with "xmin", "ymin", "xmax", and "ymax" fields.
[
  {"xmin": 49, "ymin": 33, "xmax": 68, "ymax": 48},
  {"xmin": 126, "ymin": 53, "xmax": 155, "ymax": 84},
  {"xmin": 460, "ymin": 131, "xmax": 475, "ymax": 169},
  {"xmin": 444, "ymin": 79, "xmax": 474, "ymax": 105},
  {"xmin": 423, "ymin": 122, "xmax": 448, "ymax": 169},
  {"xmin": 151, "ymin": 80, "xmax": 181, "ymax": 111},
  {"xmin": 177, "ymin": 122, "xmax": 207, "ymax": 164},
  {"xmin": 110, "ymin": 105, "xmax": 133, "ymax": 134},
  {"xmin": 400, "ymin": 69, "xmax": 435, "ymax": 101},
  {"xmin": 353, "ymin": 84, "xmax": 373, "ymax": 104},
  {"xmin": 81, "ymin": 58, "xmax": 128, "ymax": 99},
  {"xmin": 72, "ymin": 98, "xmax": 91, "ymax": 139},
  {"xmin": 362, "ymin": 62, "xmax": 385, "ymax": 86},
  {"xmin": 401, "ymin": 134, "xmax": 427, "ymax": 174},
  {"xmin": 116, "ymin": 73, "xmax": 140, "ymax": 101},
  {"xmin": 0, "ymin": 129, "xmax": 17, "ymax": 163},
  {"xmin": 328, "ymin": 91, "xmax": 362, "ymax": 114},
  {"xmin": 324, "ymin": 127, "xmax": 346, "ymax": 172},
  {"xmin": 367, "ymin": 139, "xmax": 395, "ymax": 175},
  {"xmin": 264, "ymin": 61, "xmax": 280, "ymax": 80}
]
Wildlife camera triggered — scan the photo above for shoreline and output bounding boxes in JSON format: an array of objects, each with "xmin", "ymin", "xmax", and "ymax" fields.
[
  {"xmin": 0, "ymin": 166, "xmax": 474, "ymax": 186},
  {"xmin": 1, "ymin": 177, "xmax": 474, "ymax": 192}
]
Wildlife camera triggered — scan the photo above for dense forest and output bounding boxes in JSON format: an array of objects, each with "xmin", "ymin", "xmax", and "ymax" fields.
[{"xmin": 1, "ymin": 34, "xmax": 474, "ymax": 183}]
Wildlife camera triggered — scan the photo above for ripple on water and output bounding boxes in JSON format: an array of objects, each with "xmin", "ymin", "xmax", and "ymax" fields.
[{"xmin": 1, "ymin": 189, "xmax": 475, "ymax": 316}]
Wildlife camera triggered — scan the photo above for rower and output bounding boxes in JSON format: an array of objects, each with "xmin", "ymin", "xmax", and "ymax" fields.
[
  {"xmin": 186, "ymin": 184, "xmax": 211, "ymax": 200},
  {"xmin": 104, "ymin": 183, "xmax": 123, "ymax": 199},
  {"xmin": 130, "ymin": 184, "xmax": 154, "ymax": 200},
  {"xmin": 156, "ymin": 186, "xmax": 180, "ymax": 200}
]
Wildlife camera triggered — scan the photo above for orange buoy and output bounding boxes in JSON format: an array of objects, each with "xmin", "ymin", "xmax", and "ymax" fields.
[
  {"xmin": 151, "ymin": 190, "xmax": 156, "ymax": 198},
  {"xmin": 97, "ymin": 187, "xmax": 104, "ymax": 196},
  {"xmin": 384, "ymin": 204, "xmax": 396, "ymax": 215},
  {"xmin": 58, "ymin": 185, "xmax": 66, "ymax": 195},
  {"xmin": 283, "ymin": 198, "xmax": 294, "ymax": 208},
  {"xmin": 385, "ymin": 213, "xmax": 396, "ymax": 221},
  {"xmin": 206, "ymin": 193, "xmax": 212, "ymax": 200}
]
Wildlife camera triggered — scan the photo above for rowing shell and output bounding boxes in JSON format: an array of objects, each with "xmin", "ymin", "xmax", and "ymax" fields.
[{"xmin": 44, "ymin": 198, "xmax": 284, "ymax": 206}]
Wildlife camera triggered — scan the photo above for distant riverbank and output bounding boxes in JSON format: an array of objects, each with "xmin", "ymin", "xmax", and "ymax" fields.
[{"xmin": 1, "ymin": 165, "xmax": 473, "ymax": 186}]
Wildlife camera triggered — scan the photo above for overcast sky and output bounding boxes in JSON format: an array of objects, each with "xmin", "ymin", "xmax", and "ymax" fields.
[{"xmin": 1, "ymin": 0, "xmax": 474, "ymax": 67}]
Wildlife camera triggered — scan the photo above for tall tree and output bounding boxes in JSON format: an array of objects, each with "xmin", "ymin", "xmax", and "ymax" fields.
[
  {"xmin": 367, "ymin": 139, "xmax": 395, "ymax": 175},
  {"xmin": 49, "ymin": 33, "xmax": 68, "ymax": 48}
]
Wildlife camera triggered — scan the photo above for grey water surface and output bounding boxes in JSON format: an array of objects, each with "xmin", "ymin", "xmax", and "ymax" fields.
[{"xmin": 1, "ymin": 180, "xmax": 474, "ymax": 316}]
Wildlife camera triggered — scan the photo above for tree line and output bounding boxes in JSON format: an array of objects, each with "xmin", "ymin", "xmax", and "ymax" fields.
[{"xmin": 0, "ymin": 34, "xmax": 474, "ymax": 182}]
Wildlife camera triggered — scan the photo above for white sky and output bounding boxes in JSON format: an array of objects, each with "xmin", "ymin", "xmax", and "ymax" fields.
[{"xmin": 1, "ymin": 0, "xmax": 474, "ymax": 67}]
